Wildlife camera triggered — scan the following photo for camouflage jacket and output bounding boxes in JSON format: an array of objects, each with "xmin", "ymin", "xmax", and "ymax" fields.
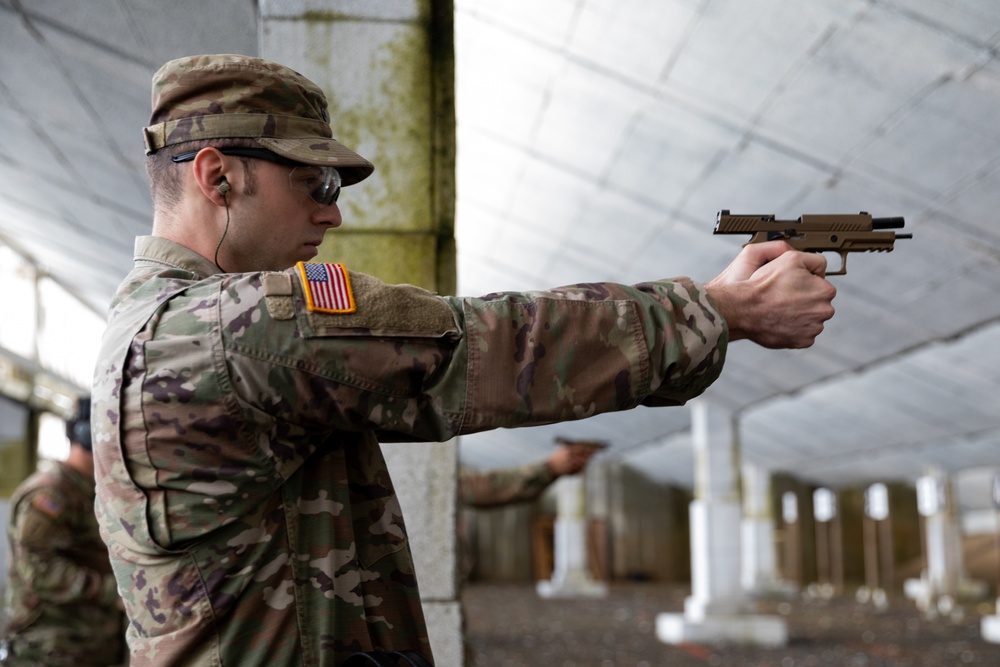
[
  {"xmin": 3, "ymin": 461, "xmax": 125, "ymax": 666},
  {"xmin": 92, "ymin": 236, "xmax": 727, "ymax": 667},
  {"xmin": 459, "ymin": 461, "xmax": 556, "ymax": 508}
]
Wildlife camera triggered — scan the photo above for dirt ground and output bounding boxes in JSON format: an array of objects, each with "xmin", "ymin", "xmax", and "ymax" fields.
[{"xmin": 461, "ymin": 582, "xmax": 1000, "ymax": 667}]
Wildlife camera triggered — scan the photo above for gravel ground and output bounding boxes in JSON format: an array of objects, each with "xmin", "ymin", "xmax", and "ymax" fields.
[{"xmin": 462, "ymin": 582, "xmax": 1000, "ymax": 667}]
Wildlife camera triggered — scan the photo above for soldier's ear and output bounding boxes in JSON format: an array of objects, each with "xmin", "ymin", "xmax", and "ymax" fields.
[{"xmin": 191, "ymin": 148, "xmax": 231, "ymax": 205}]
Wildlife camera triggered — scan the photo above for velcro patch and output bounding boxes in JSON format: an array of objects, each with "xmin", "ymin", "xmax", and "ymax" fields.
[
  {"xmin": 263, "ymin": 272, "xmax": 295, "ymax": 320},
  {"xmin": 297, "ymin": 262, "xmax": 356, "ymax": 314},
  {"xmin": 303, "ymin": 272, "xmax": 460, "ymax": 338}
]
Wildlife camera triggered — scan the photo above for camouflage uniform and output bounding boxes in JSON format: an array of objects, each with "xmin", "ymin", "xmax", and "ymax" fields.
[
  {"xmin": 2, "ymin": 461, "xmax": 125, "ymax": 666},
  {"xmin": 93, "ymin": 53, "xmax": 729, "ymax": 667},
  {"xmin": 93, "ymin": 236, "xmax": 726, "ymax": 666},
  {"xmin": 459, "ymin": 462, "xmax": 557, "ymax": 508}
]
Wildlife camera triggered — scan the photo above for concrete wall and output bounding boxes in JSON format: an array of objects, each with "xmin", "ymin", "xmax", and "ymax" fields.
[
  {"xmin": 0, "ymin": 395, "xmax": 33, "ymax": 498},
  {"xmin": 462, "ymin": 500, "xmax": 542, "ymax": 582},
  {"xmin": 0, "ymin": 499, "xmax": 8, "ymax": 613},
  {"xmin": 608, "ymin": 462, "xmax": 691, "ymax": 583}
]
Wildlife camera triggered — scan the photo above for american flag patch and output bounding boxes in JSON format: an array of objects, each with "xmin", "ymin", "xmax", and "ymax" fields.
[
  {"xmin": 32, "ymin": 493, "xmax": 64, "ymax": 519},
  {"xmin": 297, "ymin": 262, "xmax": 356, "ymax": 313}
]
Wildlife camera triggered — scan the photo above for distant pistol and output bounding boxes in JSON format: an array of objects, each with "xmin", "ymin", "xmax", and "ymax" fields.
[{"xmin": 714, "ymin": 210, "xmax": 911, "ymax": 275}]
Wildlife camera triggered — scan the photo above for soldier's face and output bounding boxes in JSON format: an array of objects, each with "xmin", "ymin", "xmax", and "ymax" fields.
[{"xmin": 226, "ymin": 160, "xmax": 343, "ymax": 271}]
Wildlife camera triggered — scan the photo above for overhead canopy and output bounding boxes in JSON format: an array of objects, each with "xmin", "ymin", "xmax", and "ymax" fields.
[{"xmin": 2, "ymin": 1, "xmax": 998, "ymax": 500}]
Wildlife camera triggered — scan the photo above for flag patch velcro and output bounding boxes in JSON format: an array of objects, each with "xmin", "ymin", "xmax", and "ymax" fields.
[{"xmin": 297, "ymin": 262, "xmax": 356, "ymax": 313}]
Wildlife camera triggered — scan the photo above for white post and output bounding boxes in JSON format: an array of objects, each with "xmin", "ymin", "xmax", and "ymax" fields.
[
  {"xmin": 657, "ymin": 401, "xmax": 787, "ymax": 647},
  {"xmin": 982, "ymin": 473, "xmax": 1000, "ymax": 643},
  {"xmin": 537, "ymin": 475, "xmax": 607, "ymax": 598},
  {"xmin": 813, "ymin": 487, "xmax": 840, "ymax": 597},
  {"xmin": 909, "ymin": 468, "xmax": 986, "ymax": 618},
  {"xmin": 923, "ymin": 472, "xmax": 958, "ymax": 600},
  {"xmin": 741, "ymin": 464, "xmax": 797, "ymax": 597},
  {"xmin": 0, "ymin": 499, "xmax": 8, "ymax": 606}
]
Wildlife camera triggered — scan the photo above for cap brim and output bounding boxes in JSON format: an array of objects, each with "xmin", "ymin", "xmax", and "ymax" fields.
[{"xmin": 257, "ymin": 137, "xmax": 374, "ymax": 186}]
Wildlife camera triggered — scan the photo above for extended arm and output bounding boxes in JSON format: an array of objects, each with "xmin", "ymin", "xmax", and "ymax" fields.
[{"xmin": 460, "ymin": 442, "xmax": 601, "ymax": 508}]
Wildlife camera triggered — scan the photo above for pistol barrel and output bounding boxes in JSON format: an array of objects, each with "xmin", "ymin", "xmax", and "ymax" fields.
[{"xmin": 872, "ymin": 216, "xmax": 905, "ymax": 230}]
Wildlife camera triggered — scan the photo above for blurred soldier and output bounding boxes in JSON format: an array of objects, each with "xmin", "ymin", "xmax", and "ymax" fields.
[
  {"xmin": 1, "ymin": 397, "xmax": 125, "ymax": 666},
  {"xmin": 458, "ymin": 439, "xmax": 604, "ymax": 582},
  {"xmin": 460, "ymin": 439, "xmax": 603, "ymax": 508},
  {"xmin": 92, "ymin": 54, "xmax": 834, "ymax": 666}
]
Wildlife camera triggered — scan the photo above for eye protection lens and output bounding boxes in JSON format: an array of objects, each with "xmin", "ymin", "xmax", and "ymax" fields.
[
  {"xmin": 171, "ymin": 147, "xmax": 343, "ymax": 206},
  {"xmin": 289, "ymin": 166, "xmax": 341, "ymax": 206}
]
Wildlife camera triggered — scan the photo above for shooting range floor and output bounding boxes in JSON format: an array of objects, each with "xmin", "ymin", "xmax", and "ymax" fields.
[{"xmin": 461, "ymin": 582, "xmax": 1000, "ymax": 666}]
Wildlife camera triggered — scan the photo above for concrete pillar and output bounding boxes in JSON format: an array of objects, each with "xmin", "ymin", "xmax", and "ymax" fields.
[
  {"xmin": 907, "ymin": 469, "xmax": 987, "ymax": 617},
  {"xmin": 259, "ymin": 2, "xmax": 461, "ymax": 663},
  {"xmin": 741, "ymin": 464, "xmax": 795, "ymax": 597},
  {"xmin": 812, "ymin": 487, "xmax": 843, "ymax": 597},
  {"xmin": 537, "ymin": 475, "xmax": 607, "ymax": 598},
  {"xmin": 859, "ymin": 482, "xmax": 891, "ymax": 609},
  {"xmin": 983, "ymin": 474, "xmax": 1000, "ymax": 644},
  {"xmin": 657, "ymin": 401, "xmax": 787, "ymax": 647}
]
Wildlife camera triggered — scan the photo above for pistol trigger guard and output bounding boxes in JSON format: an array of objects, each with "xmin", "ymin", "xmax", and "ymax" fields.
[{"xmin": 827, "ymin": 252, "xmax": 848, "ymax": 276}]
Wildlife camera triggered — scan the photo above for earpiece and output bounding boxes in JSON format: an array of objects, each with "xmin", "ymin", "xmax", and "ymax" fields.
[{"xmin": 217, "ymin": 178, "xmax": 231, "ymax": 196}]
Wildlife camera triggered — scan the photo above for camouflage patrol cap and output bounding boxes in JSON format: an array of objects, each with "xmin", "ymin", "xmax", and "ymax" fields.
[{"xmin": 143, "ymin": 54, "xmax": 374, "ymax": 185}]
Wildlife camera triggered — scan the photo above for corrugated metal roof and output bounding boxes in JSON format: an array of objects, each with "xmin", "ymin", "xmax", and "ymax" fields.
[{"xmin": 2, "ymin": 0, "xmax": 998, "ymax": 492}]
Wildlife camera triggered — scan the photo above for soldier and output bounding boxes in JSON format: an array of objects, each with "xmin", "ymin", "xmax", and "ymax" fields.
[
  {"xmin": 2, "ymin": 397, "xmax": 125, "ymax": 666},
  {"xmin": 458, "ymin": 439, "xmax": 603, "ymax": 584},
  {"xmin": 92, "ymin": 54, "xmax": 835, "ymax": 666}
]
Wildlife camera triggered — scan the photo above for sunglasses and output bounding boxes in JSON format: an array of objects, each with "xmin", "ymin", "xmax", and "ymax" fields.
[{"xmin": 171, "ymin": 147, "xmax": 342, "ymax": 205}]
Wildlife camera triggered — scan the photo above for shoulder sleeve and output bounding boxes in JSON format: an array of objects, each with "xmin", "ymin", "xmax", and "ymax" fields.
[
  {"xmin": 220, "ymin": 268, "xmax": 726, "ymax": 442},
  {"xmin": 452, "ymin": 277, "xmax": 728, "ymax": 433},
  {"xmin": 218, "ymin": 268, "xmax": 466, "ymax": 448},
  {"xmin": 10, "ymin": 488, "xmax": 109, "ymax": 605},
  {"xmin": 12, "ymin": 488, "xmax": 72, "ymax": 549}
]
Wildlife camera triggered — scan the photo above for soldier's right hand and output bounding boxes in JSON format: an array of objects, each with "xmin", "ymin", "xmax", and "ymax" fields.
[
  {"xmin": 547, "ymin": 442, "xmax": 600, "ymax": 476},
  {"xmin": 705, "ymin": 240, "xmax": 836, "ymax": 349}
]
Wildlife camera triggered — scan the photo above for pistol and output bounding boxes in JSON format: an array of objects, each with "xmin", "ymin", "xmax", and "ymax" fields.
[
  {"xmin": 554, "ymin": 436, "xmax": 609, "ymax": 450},
  {"xmin": 714, "ymin": 210, "xmax": 911, "ymax": 275}
]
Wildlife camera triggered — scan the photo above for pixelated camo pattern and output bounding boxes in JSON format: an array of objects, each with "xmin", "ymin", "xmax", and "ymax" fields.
[{"xmin": 92, "ymin": 236, "xmax": 727, "ymax": 667}]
